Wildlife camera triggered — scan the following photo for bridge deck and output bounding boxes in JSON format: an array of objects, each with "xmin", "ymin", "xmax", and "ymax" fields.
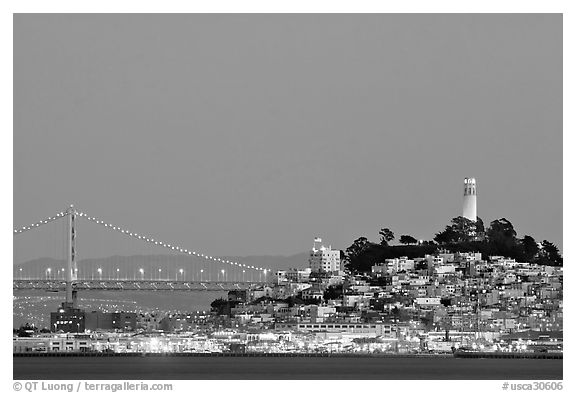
[{"xmin": 13, "ymin": 279, "xmax": 265, "ymax": 291}]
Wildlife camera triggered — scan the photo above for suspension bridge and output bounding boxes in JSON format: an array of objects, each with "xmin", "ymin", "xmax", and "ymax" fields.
[{"xmin": 13, "ymin": 205, "xmax": 272, "ymax": 294}]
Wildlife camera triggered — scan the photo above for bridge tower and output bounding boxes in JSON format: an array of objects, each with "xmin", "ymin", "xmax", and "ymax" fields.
[{"xmin": 65, "ymin": 205, "xmax": 78, "ymax": 307}]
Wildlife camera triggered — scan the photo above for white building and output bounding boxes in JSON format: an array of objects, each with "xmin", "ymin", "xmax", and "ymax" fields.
[
  {"xmin": 373, "ymin": 257, "xmax": 415, "ymax": 275},
  {"xmin": 415, "ymin": 297, "xmax": 442, "ymax": 306},
  {"xmin": 48, "ymin": 335, "xmax": 92, "ymax": 352},
  {"xmin": 13, "ymin": 337, "xmax": 49, "ymax": 353},
  {"xmin": 435, "ymin": 265, "xmax": 456, "ymax": 276},
  {"xmin": 463, "ymin": 177, "xmax": 477, "ymax": 221},
  {"xmin": 309, "ymin": 237, "xmax": 341, "ymax": 273},
  {"xmin": 308, "ymin": 305, "xmax": 337, "ymax": 323},
  {"xmin": 456, "ymin": 252, "xmax": 483, "ymax": 262},
  {"xmin": 275, "ymin": 322, "xmax": 400, "ymax": 339}
]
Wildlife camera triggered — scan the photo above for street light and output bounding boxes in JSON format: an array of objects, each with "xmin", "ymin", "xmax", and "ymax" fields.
[
  {"xmin": 158, "ymin": 268, "xmax": 162, "ymax": 280},
  {"xmin": 242, "ymin": 270, "xmax": 246, "ymax": 282},
  {"xmin": 200, "ymin": 269, "xmax": 204, "ymax": 282},
  {"xmin": 116, "ymin": 268, "xmax": 120, "ymax": 280},
  {"xmin": 46, "ymin": 268, "xmax": 52, "ymax": 280},
  {"xmin": 139, "ymin": 268, "xmax": 144, "ymax": 280},
  {"xmin": 97, "ymin": 268, "xmax": 103, "ymax": 280},
  {"xmin": 179, "ymin": 268, "xmax": 184, "ymax": 281},
  {"xmin": 221, "ymin": 269, "xmax": 225, "ymax": 282}
]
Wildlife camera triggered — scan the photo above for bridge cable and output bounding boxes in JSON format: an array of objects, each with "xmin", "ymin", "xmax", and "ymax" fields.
[
  {"xmin": 76, "ymin": 210, "xmax": 269, "ymax": 273},
  {"xmin": 13, "ymin": 210, "xmax": 70, "ymax": 235}
]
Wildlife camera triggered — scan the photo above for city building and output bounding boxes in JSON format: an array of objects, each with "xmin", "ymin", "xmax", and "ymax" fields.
[
  {"xmin": 309, "ymin": 237, "xmax": 341, "ymax": 273},
  {"xmin": 50, "ymin": 302, "xmax": 136, "ymax": 333},
  {"xmin": 85, "ymin": 311, "xmax": 137, "ymax": 332},
  {"xmin": 50, "ymin": 303, "xmax": 86, "ymax": 333}
]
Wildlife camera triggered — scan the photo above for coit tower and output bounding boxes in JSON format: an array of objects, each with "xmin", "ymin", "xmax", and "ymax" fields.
[{"xmin": 463, "ymin": 177, "xmax": 477, "ymax": 222}]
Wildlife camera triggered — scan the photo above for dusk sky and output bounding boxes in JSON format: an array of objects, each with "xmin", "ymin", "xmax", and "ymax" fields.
[{"xmin": 13, "ymin": 14, "xmax": 562, "ymax": 262}]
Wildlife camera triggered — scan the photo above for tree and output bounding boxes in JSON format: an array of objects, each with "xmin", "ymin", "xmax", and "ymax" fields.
[
  {"xmin": 17, "ymin": 323, "xmax": 37, "ymax": 337},
  {"xmin": 343, "ymin": 237, "xmax": 374, "ymax": 273},
  {"xmin": 476, "ymin": 217, "xmax": 486, "ymax": 239},
  {"xmin": 450, "ymin": 216, "xmax": 477, "ymax": 242},
  {"xmin": 536, "ymin": 240, "xmax": 563, "ymax": 266},
  {"xmin": 399, "ymin": 235, "xmax": 418, "ymax": 245},
  {"xmin": 323, "ymin": 284, "xmax": 344, "ymax": 301},
  {"xmin": 210, "ymin": 298, "xmax": 235, "ymax": 315},
  {"xmin": 379, "ymin": 228, "xmax": 395, "ymax": 246},
  {"xmin": 344, "ymin": 237, "xmax": 371, "ymax": 262},
  {"xmin": 434, "ymin": 216, "xmax": 478, "ymax": 244},
  {"xmin": 521, "ymin": 235, "xmax": 539, "ymax": 262},
  {"xmin": 434, "ymin": 226, "xmax": 459, "ymax": 244},
  {"xmin": 487, "ymin": 218, "xmax": 517, "ymax": 239},
  {"xmin": 486, "ymin": 218, "xmax": 517, "ymax": 254}
]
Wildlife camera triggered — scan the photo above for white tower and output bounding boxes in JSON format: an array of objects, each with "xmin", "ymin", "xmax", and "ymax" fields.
[{"xmin": 463, "ymin": 177, "xmax": 477, "ymax": 222}]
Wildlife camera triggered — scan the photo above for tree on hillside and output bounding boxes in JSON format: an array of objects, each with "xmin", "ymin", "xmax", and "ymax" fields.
[
  {"xmin": 434, "ymin": 216, "xmax": 478, "ymax": 244},
  {"xmin": 344, "ymin": 236, "xmax": 386, "ymax": 273},
  {"xmin": 475, "ymin": 217, "xmax": 486, "ymax": 240},
  {"xmin": 399, "ymin": 235, "xmax": 418, "ymax": 245},
  {"xmin": 323, "ymin": 284, "xmax": 344, "ymax": 301},
  {"xmin": 379, "ymin": 228, "xmax": 395, "ymax": 246},
  {"xmin": 345, "ymin": 237, "xmax": 370, "ymax": 258},
  {"xmin": 521, "ymin": 235, "xmax": 539, "ymax": 262},
  {"xmin": 487, "ymin": 218, "xmax": 517, "ymax": 239},
  {"xmin": 434, "ymin": 226, "xmax": 459, "ymax": 244},
  {"xmin": 451, "ymin": 216, "xmax": 478, "ymax": 241},
  {"xmin": 486, "ymin": 218, "xmax": 517, "ymax": 253},
  {"xmin": 343, "ymin": 237, "xmax": 372, "ymax": 269},
  {"xmin": 210, "ymin": 298, "xmax": 238, "ymax": 316},
  {"xmin": 536, "ymin": 240, "xmax": 563, "ymax": 266}
]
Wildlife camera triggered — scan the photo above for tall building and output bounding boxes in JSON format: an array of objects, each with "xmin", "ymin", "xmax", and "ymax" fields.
[
  {"xmin": 51, "ymin": 301, "xmax": 136, "ymax": 333},
  {"xmin": 84, "ymin": 311, "xmax": 137, "ymax": 332},
  {"xmin": 309, "ymin": 237, "xmax": 341, "ymax": 273},
  {"xmin": 463, "ymin": 177, "xmax": 477, "ymax": 222},
  {"xmin": 50, "ymin": 302, "xmax": 86, "ymax": 333}
]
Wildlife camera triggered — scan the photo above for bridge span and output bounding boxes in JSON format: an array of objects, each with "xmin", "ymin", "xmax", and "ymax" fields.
[
  {"xmin": 14, "ymin": 205, "xmax": 273, "ymax": 297},
  {"xmin": 13, "ymin": 279, "xmax": 263, "ymax": 291}
]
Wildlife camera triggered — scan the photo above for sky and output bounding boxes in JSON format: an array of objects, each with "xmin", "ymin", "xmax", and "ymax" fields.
[{"xmin": 13, "ymin": 14, "xmax": 562, "ymax": 261}]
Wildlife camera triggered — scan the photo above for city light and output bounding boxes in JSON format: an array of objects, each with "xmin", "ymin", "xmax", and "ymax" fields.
[{"xmin": 13, "ymin": 208, "xmax": 562, "ymax": 365}]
